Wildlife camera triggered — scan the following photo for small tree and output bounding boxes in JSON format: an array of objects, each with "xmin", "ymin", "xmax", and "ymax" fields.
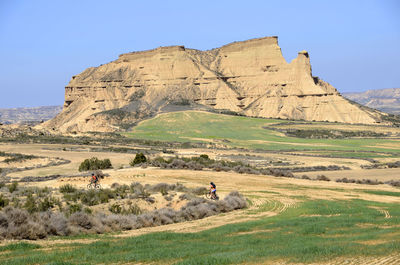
[
  {"xmin": 130, "ymin": 153, "xmax": 147, "ymax": 166},
  {"xmin": 200, "ymin": 154, "xmax": 209, "ymax": 160},
  {"xmin": 79, "ymin": 157, "xmax": 113, "ymax": 171}
]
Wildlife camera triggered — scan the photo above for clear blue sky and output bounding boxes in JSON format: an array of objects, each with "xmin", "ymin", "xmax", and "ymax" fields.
[{"xmin": 0, "ymin": 0, "xmax": 399, "ymax": 108}]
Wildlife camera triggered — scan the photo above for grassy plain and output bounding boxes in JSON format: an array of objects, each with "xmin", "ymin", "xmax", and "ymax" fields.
[{"xmin": 125, "ymin": 111, "xmax": 400, "ymax": 159}]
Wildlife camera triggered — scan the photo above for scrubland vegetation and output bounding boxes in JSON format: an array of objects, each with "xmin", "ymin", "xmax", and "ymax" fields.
[{"xmin": 0, "ymin": 180, "xmax": 246, "ymax": 240}]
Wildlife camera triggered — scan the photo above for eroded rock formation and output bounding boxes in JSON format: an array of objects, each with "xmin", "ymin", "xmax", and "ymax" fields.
[{"xmin": 42, "ymin": 37, "xmax": 385, "ymax": 132}]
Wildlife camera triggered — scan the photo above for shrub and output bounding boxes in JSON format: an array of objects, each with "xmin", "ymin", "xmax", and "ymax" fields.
[
  {"xmin": 130, "ymin": 153, "xmax": 147, "ymax": 166},
  {"xmin": 336, "ymin": 177, "xmax": 384, "ymax": 185},
  {"xmin": 0, "ymin": 194, "xmax": 9, "ymax": 209},
  {"xmin": 69, "ymin": 212, "xmax": 93, "ymax": 229},
  {"xmin": 24, "ymin": 194, "xmax": 38, "ymax": 213},
  {"xmin": 199, "ymin": 154, "xmax": 209, "ymax": 160},
  {"xmin": 80, "ymin": 190, "xmax": 100, "ymax": 206},
  {"xmin": 387, "ymin": 180, "xmax": 400, "ymax": 187},
  {"xmin": 148, "ymin": 183, "xmax": 175, "ymax": 193},
  {"xmin": 130, "ymin": 183, "xmax": 150, "ymax": 199},
  {"xmin": 191, "ymin": 187, "xmax": 208, "ymax": 195},
  {"xmin": 3, "ymin": 207, "xmax": 46, "ymax": 240},
  {"xmin": 7, "ymin": 182, "xmax": 18, "ymax": 193},
  {"xmin": 63, "ymin": 191, "xmax": 81, "ymax": 202},
  {"xmin": 38, "ymin": 197, "xmax": 55, "ymax": 212},
  {"xmin": 179, "ymin": 193, "xmax": 192, "ymax": 201},
  {"xmin": 59, "ymin": 184, "xmax": 77, "ymax": 193},
  {"xmin": 109, "ymin": 203, "xmax": 122, "ymax": 214},
  {"xmin": 78, "ymin": 157, "xmax": 112, "ymax": 171},
  {"xmin": 67, "ymin": 203, "xmax": 82, "ymax": 215},
  {"xmin": 316, "ymin": 175, "xmax": 330, "ymax": 181},
  {"xmin": 123, "ymin": 203, "xmax": 142, "ymax": 215},
  {"xmin": 40, "ymin": 212, "xmax": 70, "ymax": 236}
]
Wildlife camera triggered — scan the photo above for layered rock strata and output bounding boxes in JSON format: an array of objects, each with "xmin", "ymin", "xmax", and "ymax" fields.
[{"xmin": 43, "ymin": 37, "xmax": 385, "ymax": 132}]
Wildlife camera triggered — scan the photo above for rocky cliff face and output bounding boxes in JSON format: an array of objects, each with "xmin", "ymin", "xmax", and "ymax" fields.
[{"xmin": 42, "ymin": 37, "xmax": 386, "ymax": 132}]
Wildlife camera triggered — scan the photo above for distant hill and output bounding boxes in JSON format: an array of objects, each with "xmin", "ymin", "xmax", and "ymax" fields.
[
  {"xmin": 343, "ymin": 88, "xmax": 400, "ymax": 115},
  {"xmin": 0, "ymin": 105, "xmax": 62, "ymax": 124}
]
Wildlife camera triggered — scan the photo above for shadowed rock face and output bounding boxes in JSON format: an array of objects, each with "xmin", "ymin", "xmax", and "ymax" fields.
[{"xmin": 42, "ymin": 36, "xmax": 385, "ymax": 132}]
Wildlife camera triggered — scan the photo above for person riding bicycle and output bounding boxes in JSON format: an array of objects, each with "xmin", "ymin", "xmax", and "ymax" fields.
[
  {"xmin": 91, "ymin": 173, "xmax": 98, "ymax": 185},
  {"xmin": 210, "ymin": 182, "xmax": 217, "ymax": 199}
]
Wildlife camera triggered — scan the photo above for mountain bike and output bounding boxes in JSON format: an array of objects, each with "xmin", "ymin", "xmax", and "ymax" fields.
[
  {"xmin": 205, "ymin": 189, "xmax": 219, "ymax": 200},
  {"xmin": 87, "ymin": 181, "xmax": 102, "ymax": 190}
]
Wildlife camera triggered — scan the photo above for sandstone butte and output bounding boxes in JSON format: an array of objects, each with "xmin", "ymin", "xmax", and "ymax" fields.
[{"xmin": 41, "ymin": 36, "xmax": 386, "ymax": 133}]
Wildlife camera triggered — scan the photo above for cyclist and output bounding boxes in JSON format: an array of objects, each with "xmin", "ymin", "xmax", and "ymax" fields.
[
  {"xmin": 91, "ymin": 173, "xmax": 98, "ymax": 185},
  {"xmin": 210, "ymin": 182, "xmax": 217, "ymax": 199}
]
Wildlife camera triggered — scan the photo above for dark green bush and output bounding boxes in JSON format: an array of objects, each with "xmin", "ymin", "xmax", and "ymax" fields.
[
  {"xmin": 38, "ymin": 197, "xmax": 55, "ymax": 212},
  {"xmin": 24, "ymin": 194, "xmax": 37, "ymax": 213},
  {"xmin": 0, "ymin": 194, "xmax": 9, "ymax": 209},
  {"xmin": 67, "ymin": 203, "xmax": 82, "ymax": 215},
  {"xmin": 199, "ymin": 154, "xmax": 209, "ymax": 160},
  {"xmin": 109, "ymin": 203, "xmax": 122, "ymax": 214},
  {"xmin": 123, "ymin": 203, "xmax": 142, "ymax": 215},
  {"xmin": 78, "ymin": 157, "xmax": 112, "ymax": 171},
  {"xmin": 130, "ymin": 153, "xmax": 147, "ymax": 166},
  {"xmin": 8, "ymin": 182, "xmax": 18, "ymax": 193}
]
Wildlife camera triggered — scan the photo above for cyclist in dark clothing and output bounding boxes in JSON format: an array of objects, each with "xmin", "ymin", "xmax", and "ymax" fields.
[{"xmin": 210, "ymin": 182, "xmax": 217, "ymax": 199}]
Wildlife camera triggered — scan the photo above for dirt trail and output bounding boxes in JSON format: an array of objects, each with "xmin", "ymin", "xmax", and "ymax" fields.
[{"xmin": 370, "ymin": 206, "xmax": 392, "ymax": 219}]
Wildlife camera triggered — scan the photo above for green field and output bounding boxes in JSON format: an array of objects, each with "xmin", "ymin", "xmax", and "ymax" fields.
[
  {"xmin": 124, "ymin": 111, "xmax": 400, "ymax": 158},
  {"xmin": 1, "ymin": 198, "xmax": 399, "ymax": 264}
]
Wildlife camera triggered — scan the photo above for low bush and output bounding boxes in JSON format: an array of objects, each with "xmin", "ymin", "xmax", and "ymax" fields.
[
  {"xmin": 111, "ymin": 202, "xmax": 142, "ymax": 215},
  {"xmin": 78, "ymin": 157, "xmax": 112, "ymax": 171},
  {"xmin": 67, "ymin": 203, "xmax": 83, "ymax": 215},
  {"xmin": 130, "ymin": 153, "xmax": 147, "ymax": 166},
  {"xmin": 387, "ymin": 161, "xmax": 400, "ymax": 168},
  {"xmin": 59, "ymin": 184, "xmax": 77, "ymax": 193},
  {"xmin": 7, "ymin": 182, "xmax": 18, "ymax": 193},
  {"xmin": 24, "ymin": 194, "xmax": 37, "ymax": 213},
  {"xmin": 386, "ymin": 180, "xmax": 400, "ymax": 187},
  {"xmin": 0, "ymin": 194, "xmax": 9, "ymax": 209},
  {"xmin": 316, "ymin": 175, "xmax": 330, "ymax": 181},
  {"xmin": 336, "ymin": 177, "xmax": 383, "ymax": 185},
  {"xmin": 38, "ymin": 197, "xmax": 56, "ymax": 212},
  {"xmin": 109, "ymin": 203, "xmax": 122, "ymax": 214},
  {"xmin": 69, "ymin": 212, "xmax": 94, "ymax": 230}
]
